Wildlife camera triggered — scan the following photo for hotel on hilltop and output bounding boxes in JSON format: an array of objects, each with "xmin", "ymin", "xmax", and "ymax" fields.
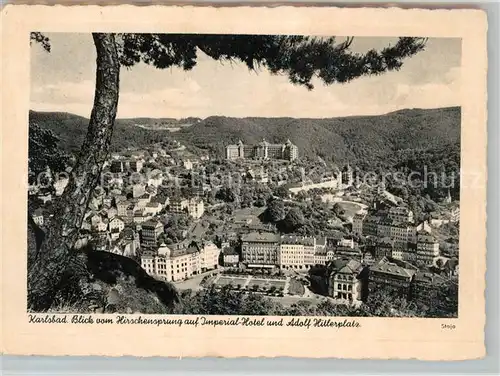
[{"xmin": 226, "ymin": 139, "xmax": 298, "ymax": 161}]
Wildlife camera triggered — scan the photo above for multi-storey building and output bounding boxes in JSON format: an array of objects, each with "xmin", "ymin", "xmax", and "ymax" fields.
[
  {"xmin": 352, "ymin": 213, "xmax": 366, "ymax": 236},
  {"xmin": 327, "ymin": 258, "xmax": 365, "ymax": 302},
  {"xmin": 170, "ymin": 197, "xmax": 205, "ymax": 219},
  {"xmin": 198, "ymin": 240, "xmax": 220, "ymax": 272},
  {"xmin": 334, "ymin": 245, "xmax": 363, "ymax": 261},
  {"xmin": 388, "ymin": 206, "xmax": 414, "ymax": 223},
  {"xmin": 226, "ymin": 139, "xmax": 298, "ymax": 161},
  {"xmin": 375, "ymin": 237, "xmax": 394, "ymax": 259},
  {"xmin": 368, "ymin": 257, "xmax": 417, "ymax": 299},
  {"xmin": 313, "ymin": 237, "xmax": 327, "ymax": 265},
  {"xmin": 416, "ymin": 231, "xmax": 439, "ymax": 266},
  {"xmin": 187, "ymin": 198, "xmax": 205, "ymax": 219},
  {"xmin": 362, "ymin": 214, "xmax": 380, "ymax": 237},
  {"xmin": 140, "ymin": 220, "xmax": 164, "ymax": 247},
  {"xmin": 110, "ymin": 158, "xmax": 144, "ymax": 173},
  {"xmin": 279, "ymin": 235, "xmax": 317, "ymax": 270},
  {"xmin": 241, "ymin": 232, "xmax": 281, "ymax": 268},
  {"xmin": 222, "ymin": 247, "xmax": 240, "ymax": 267},
  {"xmin": 170, "ymin": 197, "xmax": 188, "ymax": 214},
  {"xmin": 32, "ymin": 208, "xmax": 44, "ymax": 227},
  {"xmin": 341, "ymin": 164, "xmax": 354, "ymax": 187},
  {"xmin": 108, "ymin": 216, "xmax": 125, "ymax": 234},
  {"xmin": 412, "ymin": 271, "xmax": 449, "ymax": 306},
  {"xmin": 140, "ymin": 241, "xmax": 220, "ymax": 282}
]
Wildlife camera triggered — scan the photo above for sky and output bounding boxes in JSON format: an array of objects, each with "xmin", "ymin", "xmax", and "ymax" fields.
[{"xmin": 30, "ymin": 34, "xmax": 461, "ymax": 119}]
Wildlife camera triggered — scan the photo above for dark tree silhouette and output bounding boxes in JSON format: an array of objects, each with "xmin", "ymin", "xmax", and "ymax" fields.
[{"xmin": 29, "ymin": 32, "xmax": 426, "ymax": 311}]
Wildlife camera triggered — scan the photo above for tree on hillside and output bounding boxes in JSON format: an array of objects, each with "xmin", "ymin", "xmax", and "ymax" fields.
[
  {"xmin": 28, "ymin": 123, "xmax": 70, "ymax": 185},
  {"xmin": 29, "ymin": 32, "xmax": 426, "ymax": 311},
  {"xmin": 281, "ymin": 207, "xmax": 306, "ymax": 233},
  {"xmin": 265, "ymin": 199, "xmax": 286, "ymax": 223}
]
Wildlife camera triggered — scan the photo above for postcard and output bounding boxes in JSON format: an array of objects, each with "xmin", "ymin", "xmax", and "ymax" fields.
[{"xmin": 1, "ymin": 5, "xmax": 487, "ymax": 359}]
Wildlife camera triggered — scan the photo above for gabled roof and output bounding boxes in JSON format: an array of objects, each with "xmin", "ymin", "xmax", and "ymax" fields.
[{"xmin": 328, "ymin": 258, "xmax": 363, "ymax": 276}]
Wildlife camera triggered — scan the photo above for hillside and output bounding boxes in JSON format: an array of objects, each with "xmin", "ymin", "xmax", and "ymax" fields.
[
  {"xmin": 29, "ymin": 107, "xmax": 460, "ymax": 164},
  {"xmin": 28, "ymin": 111, "xmax": 190, "ymax": 154},
  {"xmin": 175, "ymin": 107, "xmax": 461, "ymax": 163}
]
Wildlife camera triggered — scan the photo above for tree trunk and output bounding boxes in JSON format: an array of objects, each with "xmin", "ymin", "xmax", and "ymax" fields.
[{"xmin": 28, "ymin": 33, "xmax": 120, "ymax": 311}]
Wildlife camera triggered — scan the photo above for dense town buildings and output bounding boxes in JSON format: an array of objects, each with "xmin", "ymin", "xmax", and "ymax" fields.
[{"xmin": 28, "ymin": 136, "xmax": 457, "ymax": 312}]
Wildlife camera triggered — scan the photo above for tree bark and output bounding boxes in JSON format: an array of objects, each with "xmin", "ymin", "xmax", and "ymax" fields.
[{"xmin": 28, "ymin": 33, "xmax": 120, "ymax": 311}]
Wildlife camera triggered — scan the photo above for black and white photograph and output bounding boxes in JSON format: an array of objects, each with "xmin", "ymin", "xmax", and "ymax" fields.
[{"xmin": 27, "ymin": 32, "xmax": 461, "ymax": 319}]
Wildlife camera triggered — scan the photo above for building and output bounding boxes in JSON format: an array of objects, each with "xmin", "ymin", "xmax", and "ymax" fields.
[
  {"xmin": 223, "ymin": 247, "xmax": 240, "ymax": 267},
  {"xmin": 247, "ymin": 167, "xmax": 269, "ymax": 184},
  {"xmin": 412, "ymin": 271, "xmax": 448, "ymax": 306},
  {"xmin": 108, "ymin": 216, "xmax": 125, "ymax": 234},
  {"xmin": 388, "ymin": 206, "xmax": 414, "ymax": 223},
  {"xmin": 187, "ymin": 198, "xmax": 205, "ymax": 219},
  {"xmin": 225, "ymin": 139, "xmax": 298, "ymax": 161},
  {"xmin": 93, "ymin": 219, "xmax": 108, "ymax": 233},
  {"xmin": 287, "ymin": 175, "xmax": 341, "ymax": 195},
  {"xmin": 111, "ymin": 158, "xmax": 144, "ymax": 173},
  {"xmin": 450, "ymin": 206, "xmax": 460, "ymax": 222},
  {"xmin": 416, "ymin": 221, "xmax": 432, "ymax": 234},
  {"xmin": 140, "ymin": 241, "xmax": 219, "ymax": 282},
  {"xmin": 352, "ymin": 213, "xmax": 366, "ymax": 236},
  {"xmin": 54, "ymin": 177, "xmax": 69, "ymax": 196},
  {"xmin": 241, "ymin": 232, "xmax": 281, "ymax": 268},
  {"xmin": 362, "ymin": 214, "xmax": 380, "ymax": 237},
  {"xmin": 198, "ymin": 240, "xmax": 220, "ymax": 271},
  {"xmin": 327, "ymin": 258, "xmax": 365, "ymax": 302},
  {"xmin": 170, "ymin": 197, "xmax": 188, "ymax": 214},
  {"xmin": 170, "ymin": 197, "xmax": 205, "ymax": 219},
  {"xmin": 144, "ymin": 202, "xmax": 163, "ymax": 216},
  {"xmin": 183, "ymin": 159, "xmax": 193, "ymax": 170},
  {"xmin": 341, "ymin": 164, "xmax": 353, "ymax": 188},
  {"xmin": 132, "ymin": 184, "xmax": 146, "ymax": 199},
  {"xmin": 279, "ymin": 235, "xmax": 316, "ymax": 270},
  {"xmin": 375, "ymin": 237, "xmax": 394, "ymax": 259},
  {"xmin": 334, "ymin": 245, "xmax": 363, "ymax": 261},
  {"xmin": 400, "ymin": 243, "xmax": 416, "ymax": 263},
  {"xmin": 32, "ymin": 208, "xmax": 44, "ymax": 227},
  {"xmin": 416, "ymin": 231, "xmax": 440, "ymax": 266},
  {"xmin": 141, "ymin": 220, "xmax": 164, "ymax": 247},
  {"xmin": 313, "ymin": 237, "xmax": 327, "ymax": 265},
  {"xmin": 368, "ymin": 257, "xmax": 417, "ymax": 299}
]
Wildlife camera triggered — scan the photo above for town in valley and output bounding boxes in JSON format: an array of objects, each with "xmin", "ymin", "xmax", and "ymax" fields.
[{"xmin": 28, "ymin": 130, "xmax": 460, "ymax": 317}]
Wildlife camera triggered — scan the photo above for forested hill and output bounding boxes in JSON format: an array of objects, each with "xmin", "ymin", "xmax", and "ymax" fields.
[
  {"xmin": 29, "ymin": 111, "xmax": 182, "ymax": 154},
  {"xmin": 29, "ymin": 107, "xmax": 460, "ymax": 164},
  {"xmin": 175, "ymin": 107, "xmax": 461, "ymax": 163}
]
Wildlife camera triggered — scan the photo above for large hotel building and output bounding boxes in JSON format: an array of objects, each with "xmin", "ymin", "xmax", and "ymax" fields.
[{"xmin": 226, "ymin": 139, "xmax": 298, "ymax": 161}]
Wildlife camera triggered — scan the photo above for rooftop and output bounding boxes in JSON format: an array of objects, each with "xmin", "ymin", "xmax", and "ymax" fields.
[
  {"xmin": 414, "ymin": 271, "xmax": 448, "ymax": 285},
  {"xmin": 241, "ymin": 232, "xmax": 281, "ymax": 243},
  {"xmin": 280, "ymin": 235, "xmax": 315, "ymax": 246},
  {"xmin": 371, "ymin": 261, "xmax": 415, "ymax": 278}
]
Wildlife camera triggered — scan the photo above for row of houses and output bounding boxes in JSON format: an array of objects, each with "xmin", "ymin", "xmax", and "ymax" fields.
[
  {"xmin": 238, "ymin": 232, "xmax": 362, "ymax": 270},
  {"xmin": 325, "ymin": 256, "xmax": 457, "ymax": 304}
]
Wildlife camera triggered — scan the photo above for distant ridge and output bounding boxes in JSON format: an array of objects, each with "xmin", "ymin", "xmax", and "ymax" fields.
[{"xmin": 29, "ymin": 106, "xmax": 460, "ymax": 163}]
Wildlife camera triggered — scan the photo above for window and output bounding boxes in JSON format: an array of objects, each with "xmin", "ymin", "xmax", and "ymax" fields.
[{"xmin": 338, "ymin": 283, "xmax": 341, "ymax": 290}]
